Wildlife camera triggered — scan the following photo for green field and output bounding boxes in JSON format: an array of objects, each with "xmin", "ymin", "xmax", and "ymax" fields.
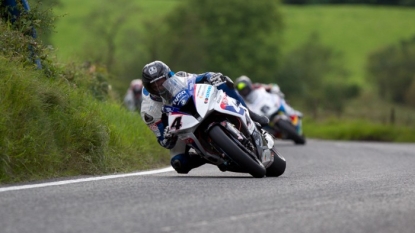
[
  {"xmin": 280, "ymin": 5, "xmax": 415, "ymax": 85},
  {"xmin": 52, "ymin": 3, "xmax": 415, "ymax": 86},
  {"xmin": 51, "ymin": 0, "xmax": 181, "ymax": 61}
]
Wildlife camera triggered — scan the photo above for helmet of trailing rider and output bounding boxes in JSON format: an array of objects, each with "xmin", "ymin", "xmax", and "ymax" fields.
[
  {"xmin": 130, "ymin": 79, "xmax": 143, "ymax": 97},
  {"xmin": 235, "ymin": 75, "xmax": 253, "ymax": 97},
  {"xmin": 270, "ymin": 83, "xmax": 285, "ymax": 98},
  {"xmin": 142, "ymin": 61, "xmax": 174, "ymax": 99}
]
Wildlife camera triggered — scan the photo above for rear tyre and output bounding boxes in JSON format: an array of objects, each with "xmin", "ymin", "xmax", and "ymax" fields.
[
  {"xmin": 209, "ymin": 125, "xmax": 266, "ymax": 178},
  {"xmin": 276, "ymin": 120, "xmax": 306, "ymax": 145}
]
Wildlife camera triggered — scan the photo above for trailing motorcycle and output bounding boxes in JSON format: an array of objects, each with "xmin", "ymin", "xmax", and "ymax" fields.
[
  {"xmin": 161, "ymin": 75, "xmax": 286, "ymax": 178},
  {"xmin": 266, "ymin": 111, "xmax": 306, "ymax": 145},
  {"xmin": 246, "ymin": 90, "xmax": 306, "ymax": 145}
]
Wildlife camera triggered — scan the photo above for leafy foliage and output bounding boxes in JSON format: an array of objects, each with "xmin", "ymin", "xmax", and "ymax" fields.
[
  {"xmin": 1, "ymin": 3, "xmax": 116, "ymax": 102},
  {"xmin": 0, "ymin": 1, "xmax": 55, "ymax": 70},
  {"xmin": 78, "ymin": 0, "xmax": 149, "ymax": 96},
  {"xmin": 304, "ymin": 118, "xmax": 415, "ymax": 142},
  {"xmin": 277, "ymin": 33, "xmax": 359, "ymax": 117},
  {"xmin": 0, "ymin": 57, "xmax": 169, "ymax": 183},
  {"xmin": 366, "ymin": 36, "xmax": 415, "ymax": 105},
  {"xmin": 282, "ymin": 0, "xmax": 415, "ymax": 6},
  {"xmin": 32, "ymin": 0, "xmax": 62, "ymax": 45},
  {"xmin": 0, "ymin": 2, "xmax": 169, "ymax": 184},
  {"xmin": 81, "ymin": 0, "xmax": 140, "ymax": 73},
  {"xmin": 156, "ymin": 0, "xmax": 283, "ymax": 80}
]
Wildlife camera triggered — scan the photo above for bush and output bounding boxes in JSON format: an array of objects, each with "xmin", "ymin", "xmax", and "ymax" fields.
[
  {"xmin": 282, "ymin": 0, "xmax": 415, "ymax": 6},
  {"xmin": 304, "ymin": 118, "xmax": 415, "ymax": 142},
  {"xmin": 0, "ymin": 1, "xmax": 56, "ymax": 71},
  {"xmin": 366, "ymin": 36, "xmax": 415, "ymax": 105},
  {"xmin": 0, "ymin": 3, "xmax": 169, "ymax": 184},
  {"xmin": 0, "ymin": 56, "xmax": 169, "ymax": 183},
  {"xmin": 277, "ymin": 33, "xmax": 358, "ymax": 118},
  {"xmin": 158, "ymin": 0, "xmax": 283, "ymax": 80}
]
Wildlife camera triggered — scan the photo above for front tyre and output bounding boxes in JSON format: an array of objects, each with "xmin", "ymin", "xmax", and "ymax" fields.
[
  {"xmin": 276, "ymin": 120, "xmax": 306, "ymax": 145},
  {"xmin": 209, "ymin": 125, "xmax": 266, "ymax": 178},
  {"xmin": 266, "ymin": 147, "xmax": 286, "ymax": 177}
]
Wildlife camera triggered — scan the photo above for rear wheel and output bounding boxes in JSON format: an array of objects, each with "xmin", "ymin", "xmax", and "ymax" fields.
[
  {"xmin": 276, "ymin": 120, "xmax": 306, "ymax": 145},
  {"xmin": 209, "ymin": 125, "xmax": 266, "ymax": 178}
]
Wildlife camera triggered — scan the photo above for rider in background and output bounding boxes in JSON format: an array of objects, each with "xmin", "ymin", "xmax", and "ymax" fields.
[
  {"xmin": 140, "ymin": 61, "xmax": 269, "ymax": 174},
  {"xmin": 235, "ymin": 75, "xmax": 303, "ymax": 120},
  {"xmin": 124, "ymin": 79, "xmax": 143, "ymax": 112},
  {"xmin": 257, "ymin": 82, "xmax": 285, "ymax": 99}
]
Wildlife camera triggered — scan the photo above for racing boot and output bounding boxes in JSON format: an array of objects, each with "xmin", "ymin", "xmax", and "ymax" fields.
[
  {"xmin": 248, "ymin": 109, "xmax": 269, "ymax": 126},
  {"xmin": 171, "ymin": 152, "xmax": 206, "ymax": 174}
]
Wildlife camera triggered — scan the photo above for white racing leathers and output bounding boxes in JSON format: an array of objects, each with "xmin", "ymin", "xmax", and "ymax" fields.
[
  {"xmin": 140, "ymin": 72, "xmax": 199, "ymax": 160},
  {"xmin": 244, "ymin": 87, "xmax": 298, "ymax": 119}
]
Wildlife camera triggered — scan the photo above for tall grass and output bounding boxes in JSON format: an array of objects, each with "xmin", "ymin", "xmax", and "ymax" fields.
[
  {"xmin": 0, "ymin": 56, "xmax": 169, "ymax": 184},
  {"xmin": 304, "ymin": 118, "xmax": 415, "ymax": 142}
]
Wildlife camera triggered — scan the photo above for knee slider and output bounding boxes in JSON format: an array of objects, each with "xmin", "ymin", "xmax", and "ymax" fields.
[{"xmin": 170, "ymin": 154, "xmax": 191, "ymax": 174}]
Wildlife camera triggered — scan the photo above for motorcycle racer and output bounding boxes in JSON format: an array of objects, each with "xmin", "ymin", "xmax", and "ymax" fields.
[
  {"xmin": 140, "ymin": 61, "xmax": 269, "ymax": 174},
  {"xmin": 235, "ymin": 75, "xmax": 302, "ymax": 119},
  {"xmin": 235, "ymin": 75, "xmax": 305, "ymax": 141},
  {"xmin": 124, "ymin": 79, "xmax": 143, "ymax": 112},
  {"xmin": 257, "ymin": 83, "xmax": 285, "ymax": 99}
]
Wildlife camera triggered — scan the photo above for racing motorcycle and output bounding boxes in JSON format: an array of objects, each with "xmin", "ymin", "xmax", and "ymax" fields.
[
  {"xmin": 265, "ymin": 111, "xmax": 306, "ymax": 145},
  {"xmin": 246, "ymin": 91, "xmax": 306, "ymax": 145},
  {"xmin": 161, "ymin": 75, "xmax": 286, "ymax": 178}
]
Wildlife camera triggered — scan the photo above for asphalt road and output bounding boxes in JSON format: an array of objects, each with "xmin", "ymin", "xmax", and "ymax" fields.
[{"xmin": 1, "ymin": 139, "xmax": 415, "ymax": 233}]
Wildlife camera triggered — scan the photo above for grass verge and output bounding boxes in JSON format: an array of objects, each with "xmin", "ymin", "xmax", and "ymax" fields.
[
  {"xmin": 0, "ymin": 56, "xmax": 169, "ymax": 184},
  {"xmin": 304, "ymin": 118, "xmax": 415, "ymax": 142}
]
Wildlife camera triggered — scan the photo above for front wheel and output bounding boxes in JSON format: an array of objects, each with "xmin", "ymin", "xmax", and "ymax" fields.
[
  {"xmin": 266, "ymin": 148, "xmax": 286, "ymax": 177},
  {"xmin": 275, "ymin": 120, "xmax": 306, "ymax": 145},
  {"xmin": 209, "ymin": 125, "xmax": 266, "ymax": 178}
]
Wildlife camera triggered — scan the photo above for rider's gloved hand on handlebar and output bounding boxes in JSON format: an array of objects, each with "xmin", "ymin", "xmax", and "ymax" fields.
[
  {"xmin": 159, "ymin": 126, "xmax": 177, "ymax": 149},
  {"xmin": 207, "ymin": 73, "xmax": 227, "ymax": 87}
]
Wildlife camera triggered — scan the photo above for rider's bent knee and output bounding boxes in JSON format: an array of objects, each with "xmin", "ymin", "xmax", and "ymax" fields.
[{"xmin": 170, "ymin": 154, "xmax": 192, "ymax": 174}]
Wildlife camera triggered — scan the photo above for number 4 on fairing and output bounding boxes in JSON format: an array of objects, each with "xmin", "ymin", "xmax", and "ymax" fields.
[
  {"xmin": 161, "ymin": 74, "xmax": 286, "ymax": 178},
  {"xmin": 171, "ymin": 116, "xmax": 182, "ymax": 130}
]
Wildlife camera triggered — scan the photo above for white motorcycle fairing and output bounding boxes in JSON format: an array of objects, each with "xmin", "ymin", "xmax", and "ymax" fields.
[{"xmin": 162, "ymin": 76, "xmax": 275, "ymax": 171}]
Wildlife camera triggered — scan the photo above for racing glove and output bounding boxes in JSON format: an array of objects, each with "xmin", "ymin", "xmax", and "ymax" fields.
[
  {"xmin": 207, "ymin": 73, "xmax": 227, "ymax": 87},
  {"xmin": 159, "ymin": 126, "xmax": 178, "ymax": 149}
]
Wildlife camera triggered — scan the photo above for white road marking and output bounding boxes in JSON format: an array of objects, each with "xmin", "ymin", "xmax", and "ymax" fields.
[{"xmin": 0, "ymin": 167, "xmax": 174, "ymax": 193}]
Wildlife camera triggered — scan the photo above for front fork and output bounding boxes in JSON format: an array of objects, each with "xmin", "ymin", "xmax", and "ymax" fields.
[
  {"xmin": 248, "ymin": 123, "xmax": 274, "ymax": 167},
  {"xmin": 207, "ymin": 120, "xmax": 274, "ymax": 168}
]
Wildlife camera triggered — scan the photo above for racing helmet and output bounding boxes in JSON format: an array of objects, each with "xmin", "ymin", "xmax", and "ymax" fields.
[
  {"xmin": 235, "ymin": 75, "xmax": 253, "ymax": 97},
  {"xmin": 130, "ymin": 79, "xmax": 143, "ymax": 96},
  {"xmin": 142, "ymin": 61, "xmax": 174, "ymax": 98},
  {"xmin": 270, "ymin": 83, "xmax": 285, "ymax": 98}
]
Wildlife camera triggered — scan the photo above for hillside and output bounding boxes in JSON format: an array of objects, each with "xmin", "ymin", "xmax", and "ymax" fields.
[
  {"xmin": 52, "ymin": 0, "xmax": 181, "ymax": 62},
  {"xmin": 52, "ymin": 3, "xmax": 415, "ymax": 87},
  {"xmin": 0, "ymin": 55, "xmax": 169, "ymax": 184},
  {"xmin": 280, "ymin": 5, "xmax": 415, "ymax": 85}
]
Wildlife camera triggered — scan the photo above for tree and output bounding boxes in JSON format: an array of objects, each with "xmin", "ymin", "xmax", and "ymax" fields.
[
  {"xmin": 157, "ymin": 0, "xmax": 283, "ymax": 80},
  {"xmin": 81, "ymin": 0, "xmax": 140, "ymax": 74},
  {"xmin": 405, "ymin": 77, "xmax": 415, "ymax": 108},
  {"xmin": 366, "ymin": 36, "xmax": 415, "ymax": 105},
  {"xmin": 276, "ymin": 33, "xmax": 357, "ymax": 118},
  {"xmin": 281, "ymin": 0, "xmax": 415, "ymax": 5},
  {"xmin": 0, "ymin": 0, "xmax": 59, "ymax": 69},
  {"xmin": 34, "ymin": 0, "xmax": 61, "ymax": 45}
]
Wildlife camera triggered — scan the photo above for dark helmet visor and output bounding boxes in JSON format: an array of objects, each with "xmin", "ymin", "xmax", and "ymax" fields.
[{"xmin": 150, "ymin": 75, "xmax": 168, "ymax": 97}]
